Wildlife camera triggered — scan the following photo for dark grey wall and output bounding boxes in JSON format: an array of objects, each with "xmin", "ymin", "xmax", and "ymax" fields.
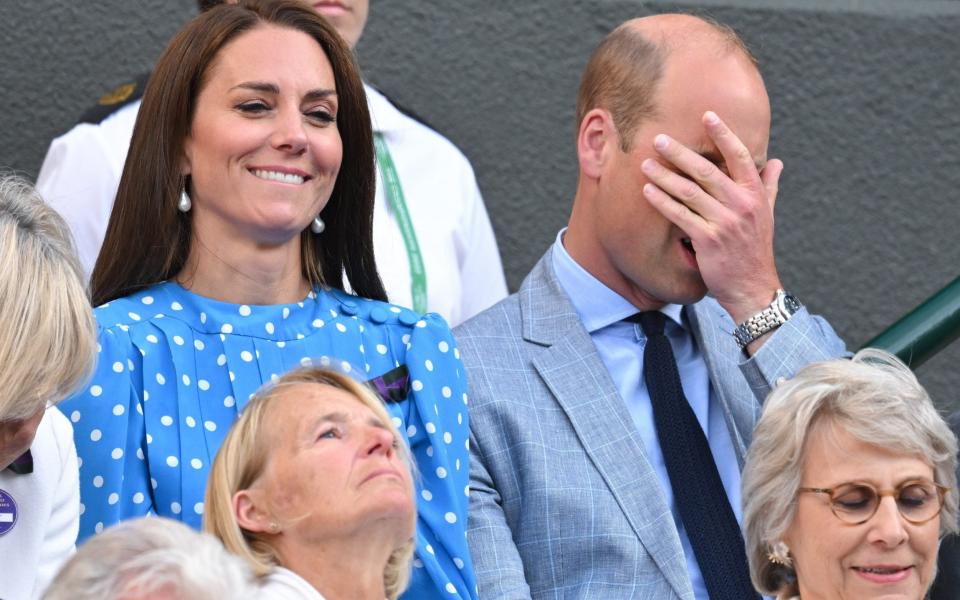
[{"xmin": 2, "ymin": 1, "xmax": 958, "ymax": 411}]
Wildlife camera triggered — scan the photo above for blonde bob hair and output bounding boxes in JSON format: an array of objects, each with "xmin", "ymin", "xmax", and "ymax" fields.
[
  {"xmin": 742, "ymin": 348, "xmax": 959, "ymax": 598},
  {"xmin": 204, "ymin": 366, "xmax": 415, "ymax": 599},
  {"xmin": 0, "ymin": 175, "xmax": 96, "ymax": 420}
]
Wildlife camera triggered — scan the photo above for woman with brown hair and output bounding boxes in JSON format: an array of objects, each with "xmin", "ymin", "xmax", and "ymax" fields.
[{"xmin": 59, "ymin": 1, "xmax": 474, "ymax": 597}]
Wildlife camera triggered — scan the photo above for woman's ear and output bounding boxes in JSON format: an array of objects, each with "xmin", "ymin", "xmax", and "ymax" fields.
[
  {"xmin": 233, "ymin": 488, "xmax": 272, "ymax": 533},
  {"xmin": 181, "ymin": 136, "xmax": 193, "ymax": 177}
]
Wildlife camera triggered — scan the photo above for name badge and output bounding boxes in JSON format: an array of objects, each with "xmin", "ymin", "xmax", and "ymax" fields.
[{"xmin": 0, "ymin": 489, "xmax": 18, "ymax": 536}]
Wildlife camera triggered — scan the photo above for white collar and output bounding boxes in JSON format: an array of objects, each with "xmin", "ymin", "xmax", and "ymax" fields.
[{"xmin": 364, "ymin": 83, "xmax": 411, "ymax": 135}]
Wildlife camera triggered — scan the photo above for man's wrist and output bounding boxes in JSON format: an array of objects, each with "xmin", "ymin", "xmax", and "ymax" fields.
[
  {"xmin": 732, "ymin": 289, "xmax": 802, "ymax": 350},
  {"xmin": 719, "ymin": 283, "xmax": 784, "ymax": 326}
]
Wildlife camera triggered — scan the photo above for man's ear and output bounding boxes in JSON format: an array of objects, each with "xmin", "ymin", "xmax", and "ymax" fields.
[
  {"xmin": 233, "ymin": 489, "xmax": 272, "ymax": 534},
  {"xmin": 577, "ymin": 108, "xmax": 617, "ymax": 180}
]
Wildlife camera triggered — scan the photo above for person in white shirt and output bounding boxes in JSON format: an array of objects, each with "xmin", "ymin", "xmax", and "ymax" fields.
[
  {"xmin": 37, "ymin": 0, "xmax": 507, "ymax": 327},
  {"xmin": 42, "ymin": 517, "xmax": 257, "ymax": 599},
  {"xmin": 0, "ymin": 176, "xmax": 97, "ymax": 600},
  {"xmin": 204, "ymin": 366, "xmax": 417, "ymax": 600}
]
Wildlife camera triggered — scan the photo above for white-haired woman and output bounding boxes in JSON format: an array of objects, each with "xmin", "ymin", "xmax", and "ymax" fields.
[
  {"xmin": 42, "ymin": 517, "xmax": 256, "ymax": 599},
  {"xmin": 742, "ymin": 348, "xmax": 958, "ymax": 599},
  {"xmin": 204, "ymin": 366, "xmax": 416, "ymax": 600},
  {"xmin": 0, "ymin": 175, "xmax": 97, "ymax": 600}
]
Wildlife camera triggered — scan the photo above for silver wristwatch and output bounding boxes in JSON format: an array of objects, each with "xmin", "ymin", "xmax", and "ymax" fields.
[{"xmin": 733, "ymin": 289, "xmax": 802, "ymax": 349}]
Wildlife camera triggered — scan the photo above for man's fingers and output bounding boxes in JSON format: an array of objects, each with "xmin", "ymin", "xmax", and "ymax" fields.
[
  {"xmin": 642, "ymin": 182, "xmax": 708, "ymax": 235},
  {"xmin": 641, "ymin": 158, "xmax": 723, "ymax": 220},
  {"xmin": 760, "ymin": 158, "xmax": 784, "ymax": 211},
  {"xmin": 702, "ymin": 111, "xmax": 762, "ymax": 187},
  {"xmin": 651, "ymin": 134, "xmax": 728, "ymax": 199}
]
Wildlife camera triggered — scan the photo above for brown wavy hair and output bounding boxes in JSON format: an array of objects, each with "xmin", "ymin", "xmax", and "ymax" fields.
[{"xmin": 91, "ymin": 0, "xmax": 385, "ymax": 306}]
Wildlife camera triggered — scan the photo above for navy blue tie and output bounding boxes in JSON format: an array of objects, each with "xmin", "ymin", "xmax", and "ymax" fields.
[{"xmin": 630, "ymin": 311, "xmax": 759, "ymax": 599}]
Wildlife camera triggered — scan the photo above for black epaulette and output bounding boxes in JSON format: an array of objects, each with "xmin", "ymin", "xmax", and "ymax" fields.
[
  {"xmin": 368, "ymin": 83, "xmax": 438, "ymax": 133},
  {"xmin": 78, "ymin": 71, "xmax": 152, "ymax": 125}
]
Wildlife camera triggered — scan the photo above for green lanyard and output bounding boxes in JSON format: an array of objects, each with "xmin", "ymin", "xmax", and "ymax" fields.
[{"xmin": 373, "ymin": 132, "xmax": 427, "ymax": 313}]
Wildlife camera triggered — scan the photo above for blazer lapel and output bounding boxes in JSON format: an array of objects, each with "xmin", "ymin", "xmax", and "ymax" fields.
[
  {"xmin": 519, "ymin": 252, "xmax": 693, "ymax": 600},
  {"xmin": 687, "ymin": 300, "xmax": 756, "ymax": 467}
]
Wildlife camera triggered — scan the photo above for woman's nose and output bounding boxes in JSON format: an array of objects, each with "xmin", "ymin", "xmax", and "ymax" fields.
[
  {"xmin": 866, "ymin": 496, "xmax": 909, "ymax": 547},
  {"xmin": 364, "ymin": 425, "xmax": 396, "ymax": 457},
  {"xmin": 270, "ymin": 108, "xmax": 308, "ymax": 154}
]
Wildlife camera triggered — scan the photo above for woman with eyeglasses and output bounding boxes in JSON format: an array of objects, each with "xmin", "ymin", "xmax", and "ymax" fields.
[{"xmin": 741, "ymin": 348, "xmax": 958, "ymax": 599}]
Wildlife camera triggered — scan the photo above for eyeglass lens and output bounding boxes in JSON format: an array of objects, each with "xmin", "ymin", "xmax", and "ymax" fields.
[{"xmin": 831, "ymin": 481, "xmax": 942, "ymax": 523}]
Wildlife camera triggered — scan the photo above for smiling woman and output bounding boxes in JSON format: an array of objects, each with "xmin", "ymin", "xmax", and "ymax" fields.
[
  {"xmin": 182, "ymin": 24, "xmax": 343, "ymax": 255},
  {"xmin": 741, "ymin": 349, "xmax": 959, "ymax": 599},
  {"xmin": 204, "ymin": 366, "xmax": 416, "ymax": 600},
  {"xmin": 58, "ymin": 1, "xmax": 475, "ymax": 598}
]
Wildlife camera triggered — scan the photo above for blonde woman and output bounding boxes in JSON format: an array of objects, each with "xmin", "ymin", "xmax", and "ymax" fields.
[
  {"xmin": 205, "ymin": 366, "xmax": 415, "ymax": 600},
  {"xmin": 742, "ymin": 349, "xmax": 958, "ymax": 599},
  {"xmin": 0, "ymin": 175, "xmax": 97, "ymax": 599}
]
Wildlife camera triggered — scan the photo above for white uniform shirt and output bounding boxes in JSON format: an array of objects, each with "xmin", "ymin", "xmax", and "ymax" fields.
[
  {"xmin": 36, "ymin": 101, "xmax": 138, "ymax": 278},
  {"xmin": 0, "ymin": 408, "xmax": 80, "ymax": 600},
  {"xmin": 37, "ymin": 84, "xmax": 507, "ymax": 327}
]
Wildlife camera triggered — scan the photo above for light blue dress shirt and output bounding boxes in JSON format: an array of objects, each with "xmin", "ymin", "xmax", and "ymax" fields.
[{"xmin": 551, "ymin": 231, "xmax": 742, "ymax": 600}]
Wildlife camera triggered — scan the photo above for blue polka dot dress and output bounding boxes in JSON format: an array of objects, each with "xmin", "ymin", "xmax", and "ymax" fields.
[{"xmin": 60, "ymin": 282, "xmax": 477, "ymax": 600}]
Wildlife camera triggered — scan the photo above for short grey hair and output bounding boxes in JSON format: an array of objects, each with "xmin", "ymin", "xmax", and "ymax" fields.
[
  {"xmin": 42, "ymin": 517, "xmax": 256, "ymax": 599},
  {"xmin": 742, "ymin": 348, "xmax": 959, "ymax": 597},
  {"xmin": 0, "ymin": 175, "xmax": 96, "ymax": 420}
]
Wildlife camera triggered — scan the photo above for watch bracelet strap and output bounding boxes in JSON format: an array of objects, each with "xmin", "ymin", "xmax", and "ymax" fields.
[{"xmin": 733, "ymin": 290, "xmax": 792, "ymax": 349}]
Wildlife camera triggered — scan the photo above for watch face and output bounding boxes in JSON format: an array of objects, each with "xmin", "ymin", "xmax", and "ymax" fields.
[{"xmin": 782, "ymin": 293, "xmax": 802, "ymax": 314}]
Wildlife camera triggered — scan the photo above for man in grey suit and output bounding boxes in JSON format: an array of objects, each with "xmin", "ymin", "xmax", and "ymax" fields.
[{"xmin": 455, "ymin": 14, "xmax": 847, "ymax": 600}]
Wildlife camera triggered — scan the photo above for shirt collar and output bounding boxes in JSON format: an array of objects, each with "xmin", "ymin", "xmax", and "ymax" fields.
[
  {"xmin": 551, "ymin": 229, "xmax": 684, "ymax": 333},
  {"xmin": 364, "ymin": 83, "xmax": 411, "ymax": 135},
  {"xmin": 5, "ymin": 450, "xmax": 33, "ymax": 475}
]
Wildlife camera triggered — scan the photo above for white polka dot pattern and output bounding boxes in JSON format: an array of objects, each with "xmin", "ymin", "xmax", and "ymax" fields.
[{"xmin": 59, "ymin": 282, "xmax": 475, "ymax": 599}]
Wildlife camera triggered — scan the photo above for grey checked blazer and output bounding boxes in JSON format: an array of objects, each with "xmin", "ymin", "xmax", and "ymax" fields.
[{"xmin": 454, "ymin": 248, "xmax": 846, "ymax": 600}]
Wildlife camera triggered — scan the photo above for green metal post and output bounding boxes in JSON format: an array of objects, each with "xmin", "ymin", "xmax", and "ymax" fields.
[{"xmin": 862, "ymin": 276, "xmax": 960, "ymax": 369}]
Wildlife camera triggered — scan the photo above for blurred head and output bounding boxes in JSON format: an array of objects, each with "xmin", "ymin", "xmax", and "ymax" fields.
[
  {"xmin": 312, "ymin": 1, "xmax": 369, "ymax": 48},
  {"xmin": 0, "ymin": 175, "xmax": 95, "ymax": 468},
  {"xmin": 742, "ymin": 349, "xmax": 958, "ymax": 599},
  {"xmin": 42, "ymin": 517, "xmax": 255, "ymax": 600},
  {"xmin": 197, "ymin": 1, "xmax": 369, "ymax": 48},
  {"xmin": 567, "ymin": 14, "xmax": 769, "ymax": 309},
  {"xmin": 205, "ymin": 366, "xmax": 415, "ymax": 600},
  {"xmin": 94, "ymin": 0, "xmax": 384, "ymax": 307}
]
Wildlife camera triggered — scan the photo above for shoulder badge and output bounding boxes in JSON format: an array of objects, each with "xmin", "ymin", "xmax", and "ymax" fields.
[
  {"xmin": 98, "ymin": 82, "xmax": 137, "ymax": 106},
  {"xmin": 78, "ymin": 71, "xmax": 152, "ymax": 125}
]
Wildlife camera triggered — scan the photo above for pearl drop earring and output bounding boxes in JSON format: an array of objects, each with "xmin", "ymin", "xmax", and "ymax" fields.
[
  {"xmin": 178, "ymin": 190, "xmax": 192, "ymax": 213},
  {"xmin": 310, "ymin": 215, "xmax": 325, "ymax": 234}
]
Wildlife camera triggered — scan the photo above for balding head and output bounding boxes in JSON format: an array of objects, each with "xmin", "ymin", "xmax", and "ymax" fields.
[
  {"xmin": 565, "ymin": 13, "xmax": 771, "ymax": 311},
  {"xmin": 575, "ymin": 14, "xmax": 758, "ymax": 151}
]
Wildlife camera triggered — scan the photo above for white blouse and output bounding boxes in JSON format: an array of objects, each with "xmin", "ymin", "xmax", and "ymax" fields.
[{"xmin": 258, "ymin": 567, "xmax": 326, "ymax": 600}]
